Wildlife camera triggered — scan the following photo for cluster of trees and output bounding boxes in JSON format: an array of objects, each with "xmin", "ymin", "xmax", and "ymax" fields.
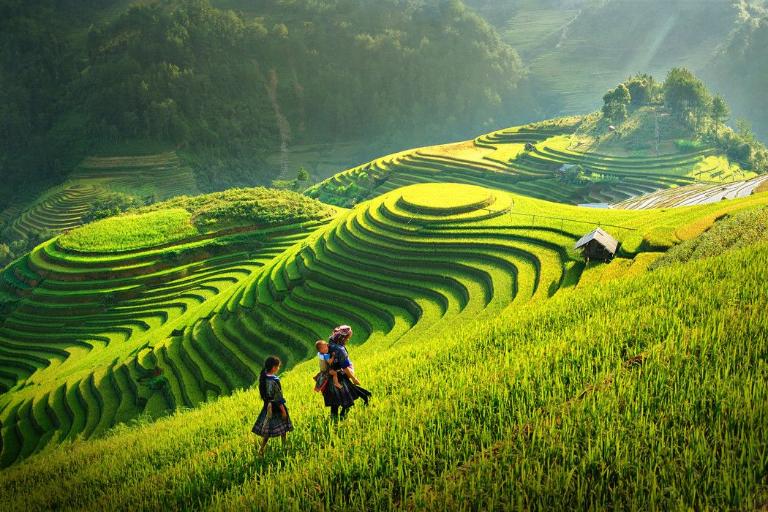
[
  {"xmin": 0, "ymin": 0, "xmax": 121, "ymax": 208},
  {"xmin": 661, "ymin": 68, "xmax": 767, "ymax": 171},
  {"xmin": 0, "ymin": 227, "xmax": 56, "ymax": 269},
  {"xmin": 600, "ymin": 68, "xmax": 767, "ymax": 172},
  {"xmin": 601, "ymin": 74, "xmax": 658, "ymax": 124}
]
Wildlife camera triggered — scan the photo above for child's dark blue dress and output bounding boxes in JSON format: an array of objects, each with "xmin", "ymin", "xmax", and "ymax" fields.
[{"xmin": 252, "ymin": 375, "xmax": 293, "ymax": 437}]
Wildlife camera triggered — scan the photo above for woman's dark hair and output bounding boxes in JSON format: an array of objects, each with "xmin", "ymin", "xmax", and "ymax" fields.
[{"xmin": 258, "ymin": 355, "xmax": 281, "ymax": 401}]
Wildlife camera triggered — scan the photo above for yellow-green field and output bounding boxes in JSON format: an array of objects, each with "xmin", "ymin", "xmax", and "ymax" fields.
[
  {"xmin": 1, "ymin": 182, "xmax": 766, "ymax": 477},
  {"xmin": 0, "ymin": 198, "xmax": 766, "ymax": 509},
  {"xmin": 307, "ymin": 116, "xmax": 750, "ymax": 208}
]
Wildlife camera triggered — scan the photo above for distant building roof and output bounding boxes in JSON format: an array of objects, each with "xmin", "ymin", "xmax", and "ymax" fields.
[{"xmin": 575, "ymin": 227, "xmax": 619, "ymax": 254}]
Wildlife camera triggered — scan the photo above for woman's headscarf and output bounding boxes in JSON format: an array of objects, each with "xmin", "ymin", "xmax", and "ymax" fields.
[{"xmin": 329, "ymin": 325, "xmax": 352, "ymax": 344}]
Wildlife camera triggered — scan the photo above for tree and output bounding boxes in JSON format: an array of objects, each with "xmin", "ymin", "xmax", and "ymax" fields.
[
  {"xmin": 602, "ymin": 84, "xmax": 631, "ymax": 123},
  {"xmin": 625, "ymin": 74, "xmax": 655, "ymax": 107},
  {"xmin": 736, "ymin": 118, "xmax": 755, "ymax": 144},
  {"xmin": 296, "ymin": 167, "xmax": 310, "ymax": 184},
  {"xmin": 663, "ymin": 68, "xmax": 711, "ymax": 129},
  {"xmin": 0, "ymin": 243, "xmax": 10, "ymax": 267},
  {"xmin": 710, "ymin": 95, "xmax": 729, "ymax": 133}
]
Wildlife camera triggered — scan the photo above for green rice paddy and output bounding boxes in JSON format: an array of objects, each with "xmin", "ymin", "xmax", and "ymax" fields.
[
  {"xmin": 307, "ymin": 117, "xmax": 750, "ymax": 208},
  {"xmin": 1, "ymin": 152, "xmax": 198, "ymax": 243},
  {"xmin": 0, "ymin": 112, "xmax": 766, "ymax": 509},
  {"xmin": 0, "ymin": 204, "xmax": 765, "ymax": 510},
  {"xmin": 1, "ymin": 181, "xmax": 766, "ymax": 474}
]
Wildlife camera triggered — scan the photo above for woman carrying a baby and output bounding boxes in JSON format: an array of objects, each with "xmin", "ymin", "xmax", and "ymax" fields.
[{"xmin": 318, "ymin": 325, "xmax": 371, "ymax": 420}]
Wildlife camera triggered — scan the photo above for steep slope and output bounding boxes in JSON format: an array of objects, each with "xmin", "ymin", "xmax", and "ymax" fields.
[
  {"xmin": 0, "ymin": 188, "xmax": 335, "ymax": 465},
  {"xmin": 1, "ymin": 203, "xmax": 766, "ymax": 510},
  {"xmin": 307, "ymin": 115, "xmax": 754, "ymax": 208},
  {"xmin": 2, "ymin": 183, "xmax": 767, "ymax": 467}
]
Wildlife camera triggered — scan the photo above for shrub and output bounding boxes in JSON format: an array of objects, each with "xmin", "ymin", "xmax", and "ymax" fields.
[
  {"xmin": 675, "ymin": 139, "xmax": 704, "ymax": 153},
  {"xmin": 82, "ymin": 193, "xmax": 146, "ymax": 224}
]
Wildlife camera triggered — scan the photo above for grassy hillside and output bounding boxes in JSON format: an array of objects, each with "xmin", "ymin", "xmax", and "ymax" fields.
[
  {"xmin": 1, "ymin": 182, "xmax": 766, "ymax": 469},
  {"xmin": 0, "ymin": 193, "xmax": 766, "ymax": 509},
  {"xmin": 0, "ymin": 188, "xmax": 336, "ymax": 465},
  {"xmin": 307, "ymin": 113, "xmax": 755, "ymax": 208}
]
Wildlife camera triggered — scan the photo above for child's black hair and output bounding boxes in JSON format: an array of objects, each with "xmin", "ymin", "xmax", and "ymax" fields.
[{"xmin": 259, "ymin": 355, "xmax": 281, "ymax": 402}]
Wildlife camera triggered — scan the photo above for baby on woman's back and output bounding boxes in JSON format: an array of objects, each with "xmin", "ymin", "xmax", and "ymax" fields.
[{"xmin": 314, "ymin": 340, "xmax": 342, "ymax": 392}]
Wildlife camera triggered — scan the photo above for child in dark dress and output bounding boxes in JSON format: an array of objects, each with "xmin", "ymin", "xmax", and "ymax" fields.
[{"xmin": 252, "ymin": 355, "xmax": 293, "ymax": 456}]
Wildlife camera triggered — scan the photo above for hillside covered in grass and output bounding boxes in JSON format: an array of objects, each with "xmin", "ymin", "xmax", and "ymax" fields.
[
  {"xmin": 1, "ymin": 180, "xmax": 767, "ymax": 469},
  {"xmin": 0, "ymin": 190, "xmax": 766, "ymax": 509},
  {"xmin": 0, "ymin": 188, "xmax": 336, "ymax": 465}
]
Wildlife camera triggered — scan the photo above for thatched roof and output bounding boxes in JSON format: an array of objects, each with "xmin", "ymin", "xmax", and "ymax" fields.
[{"xmin": 575, "ymin": 227, "xmax": 619, "ymax": 254}]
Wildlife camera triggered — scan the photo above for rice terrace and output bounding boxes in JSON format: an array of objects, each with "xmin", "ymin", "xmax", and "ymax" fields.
[{"xmin": 1, "ymin": 0, "xmax": 767, "ymax": 510}]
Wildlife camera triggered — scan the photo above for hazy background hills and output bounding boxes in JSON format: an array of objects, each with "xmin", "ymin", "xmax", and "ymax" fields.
[
  {"xmin": 2, "ymin": 0, "xmax": 767, "ymax": 207},
  {"xmin": 467, "ymin": 0, "xmax": 768, "ymax": 128}
]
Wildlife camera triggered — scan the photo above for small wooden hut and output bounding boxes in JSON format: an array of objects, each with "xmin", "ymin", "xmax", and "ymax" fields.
[{"xmin": 575, "ymin": 227, "xmax": 618, "ymax": 262}]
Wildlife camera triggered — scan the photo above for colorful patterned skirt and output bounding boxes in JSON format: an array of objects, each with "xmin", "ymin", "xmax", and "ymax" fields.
[{"xmin": 251, "ymin": 403, "xmax": 294, "ymax": 437}]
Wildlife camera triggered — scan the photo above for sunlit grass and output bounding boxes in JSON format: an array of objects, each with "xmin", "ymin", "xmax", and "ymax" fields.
[
  {"xmin": 1, "ymin": 237, "xmax": 765, "ymax": 510},
  {"xmin": 59, "ymin": 209, "xmax": 198, "ymax": 252}
]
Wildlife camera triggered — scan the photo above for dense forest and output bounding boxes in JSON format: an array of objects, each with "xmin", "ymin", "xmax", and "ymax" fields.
[{"xmin": 0, "ymin": 0, "xmax": 524, "ymax": 206}]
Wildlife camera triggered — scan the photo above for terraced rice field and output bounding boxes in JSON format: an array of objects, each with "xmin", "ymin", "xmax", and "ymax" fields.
[
  {"xmin": 0, "ymin": 217, "xmax": 331, "ymax": 465},
  {"xmin": 1, "ymin": 185, "xmax": 767, "ymax": 510},
  {"xmin": 3, "ymin": 179, "xmax": 768, "ymax": 468},
  {"xmin": 3, "ymin": 185, "xmax": 106, "ymax": 241},
  {"xmin": 0, "ymin": 182, "xmax": 601, "ymax": 467},
  {"xmin": 307, "ymin": 119, "xmax": 749, "ymax": 208},
  {"xmin": 0, "ymin": 205, "xmax": 23, "ymax": 226},
  {"xmin": 71, "ymin": 152, "xmax": 197, "ymax": 200},
  {"xmin": 3, "ymin": 152, "xmax": 198, "ymax": 243},
  {"xmin": 230, "ymin": 184, "xmax": 576, "ymax": 351},
  {"xmin": 614, "ymin": 175, "xmax": 768, "ymax": 209}
]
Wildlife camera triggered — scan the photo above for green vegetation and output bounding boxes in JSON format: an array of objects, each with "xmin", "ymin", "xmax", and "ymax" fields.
[
  {"xmin": 59, "ymin": 209, "xmax": 198, "ymax": 253},
  {"xmin": 0, "ymin": 210, "xmax": 766, "ymax": 509},
  {"xmin": 0, "ymin": 152, "xmax": 199, "ymax": 269},
  {"xmin": 2, "ymin": 182, "xmax": 767, "ymax": 468},
  {"xmin": 650, "ymin": 206, "xmax": 768, "ymax": 270},
  {"xmin": 3, "ymin": 2, "xmax": 768, "ymax": 506},
  {"xmin": 135, "ymin": 187, "xmax": 334, "ymax": 230},
  {"xmin": 0, "ymin": 189, "xmax": 336, "ymax": 464},
  {"xmin": 0, "ymin": 0, "xmax": 525, "ymax": 204},
  {"xmin": 308, "ymin": 107, "xmax": 759, "ymax": 209},
  {"xmin": 81, "ymin": 192, "xmax": 146, "ymax": 224}
]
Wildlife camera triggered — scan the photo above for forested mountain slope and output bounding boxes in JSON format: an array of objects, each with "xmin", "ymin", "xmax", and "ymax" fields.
[{"xmin": 0, "ymin": 0, "xmax": 524, "ymax": 207}]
